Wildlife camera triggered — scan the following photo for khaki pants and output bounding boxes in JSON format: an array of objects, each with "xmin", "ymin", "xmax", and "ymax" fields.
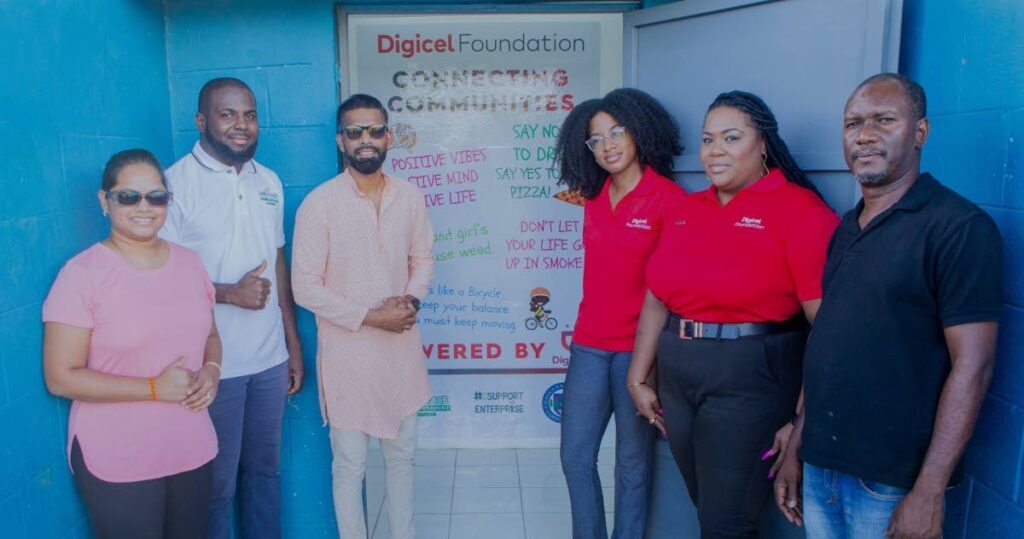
[{"xmin": 330, "ymin": 414, "xmax": 418, "ymax": 539}]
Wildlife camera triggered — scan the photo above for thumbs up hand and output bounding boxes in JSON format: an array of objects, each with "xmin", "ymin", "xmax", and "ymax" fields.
[{"xmin": 226, "ymin": 260, "xmax": 272, "ymax": 310}]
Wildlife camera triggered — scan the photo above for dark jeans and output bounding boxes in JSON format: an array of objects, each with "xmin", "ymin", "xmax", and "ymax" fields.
[
  {"xmin": 560, "ymin": 343, "xmax": 655, "ymax": 539},
  {"xmin": 657, "ymin": 328, "xmax": 804, "ymax": 539},
  {"xmin": 207, "ymin": 361, "xmax": 289, "ymax": 539},
  {"xmin": 71, "ymin": 438, "xmax": 212, "ymax": 539}
]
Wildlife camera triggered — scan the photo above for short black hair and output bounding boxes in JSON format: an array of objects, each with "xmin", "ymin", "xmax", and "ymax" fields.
[
  {"xmin": 852, "ymin": 72, "xmax": 927, "ymax": 120},
  {"xmin": 197, "ymin": 77, "xmax": 254, "ymax": 115},
  {"xmin": 553, "ymin": 88, "xmax": 682, "ymax": 200},
  {"xmin": 101, "ymin": 149, "xmax": 166, "ymax": 191},
  {"xmin": 337, "ymin": 94, "xmax": 389, "ymax": 131}
]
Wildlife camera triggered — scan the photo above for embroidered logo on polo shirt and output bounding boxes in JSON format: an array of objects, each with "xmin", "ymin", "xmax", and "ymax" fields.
[
  {"xmin": 673, "ymin": 219, "xmax": 686, "ymax": 226},
  {"xmin": 258, "ymin": 189, "xmax": 280, "ymax": 206},
  {"xmin": 626, "ymin": 217, "xmax": 652, "ymax": 230},
  {"xmin": 734, "ymin": 216, "xmax": 765, "ymax": 230}
]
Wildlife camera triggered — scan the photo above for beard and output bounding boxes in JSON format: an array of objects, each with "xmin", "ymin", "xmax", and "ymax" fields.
[
  {"xmin": 204, "ymin": 133, "xmax": 257, "ymax": 165},
  {"xmin": 346, "ymin": 145, "xmax": 387, "ymax": 174},
  {"xmin": 855, "ymin": 172, "xmax": 889, "ymax": 186}
]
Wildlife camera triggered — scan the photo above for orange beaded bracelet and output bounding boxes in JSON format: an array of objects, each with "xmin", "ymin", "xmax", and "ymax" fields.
[{"xmin": 148, "ymin": 377, "xmax": 157, "ymax": 401}]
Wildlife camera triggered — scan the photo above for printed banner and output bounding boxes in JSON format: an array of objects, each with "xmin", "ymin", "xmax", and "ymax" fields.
[{"xmin": 347, "ymin": 13, "xmax": 622, "ymax": 447}]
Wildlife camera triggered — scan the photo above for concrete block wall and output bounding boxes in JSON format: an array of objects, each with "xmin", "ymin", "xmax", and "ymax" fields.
[
  {"xmin": 162, "ymin": 0, "xmax": 342, "ymax": 534},
  {"xmin": 901, "ymin": 0, "xmax": 1024, "ymax": 536},
  {"xmin": 0, "ymin": 1, "xmax": 174, "ymax": 538}
]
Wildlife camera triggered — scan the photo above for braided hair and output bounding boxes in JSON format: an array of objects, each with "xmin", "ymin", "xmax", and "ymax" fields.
[
  {"xmin": 707, "ymin": 91, "xmax": 824, "ymax": 200},
  {"xmin": 554, "ymin": 88, "xmax": 682, "ymax": 200}
]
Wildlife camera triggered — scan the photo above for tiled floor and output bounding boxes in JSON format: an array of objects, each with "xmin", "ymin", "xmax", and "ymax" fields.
[{"xmin": 364, "ymin": 447, "xmax": 615, "ymax": 539}]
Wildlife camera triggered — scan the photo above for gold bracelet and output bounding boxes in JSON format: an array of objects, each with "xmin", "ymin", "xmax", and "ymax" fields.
[
  {"xmin": 147, "ymin": 377, "xmax": 157, "ymax": 401},
  {"xmin": 203, "ymin": 362, "xmax": 222, "ymax": 374},
  {"xmin": 626, "ymin": 381, "xmax": 646, "ymax": 389}
]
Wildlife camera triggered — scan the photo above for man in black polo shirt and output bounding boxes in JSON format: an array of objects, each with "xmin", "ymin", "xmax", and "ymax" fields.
[{"xmin": 773, "ymin": 73, "xmax": 1002, "ymax": 539}]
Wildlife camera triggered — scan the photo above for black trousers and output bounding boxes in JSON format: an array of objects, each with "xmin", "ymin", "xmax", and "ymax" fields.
[
  {"xmin": 71, "ymin": 438, "xmax": 213, "ymax": 539},
  {"xmin": 657, "ymin": 328, "xmax": 804, "ymax": 539}
]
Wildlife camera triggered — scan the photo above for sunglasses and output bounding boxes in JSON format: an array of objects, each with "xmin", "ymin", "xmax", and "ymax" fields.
[
  {"xmin": 585, "ymin": 125, "xmax": 627, "ymax": 152},
  {"xmin": 105, "ymin": 189, "xmax": 173, "ymax": 207},
  {"xmin": 341, "ymin": 124, "xmax": 388, "ymax": 141}
]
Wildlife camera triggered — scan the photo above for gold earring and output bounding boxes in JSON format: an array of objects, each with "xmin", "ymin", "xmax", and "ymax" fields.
[{"xmin": 760, "ymin": 153, "xmax": 769, "ymax": 178}]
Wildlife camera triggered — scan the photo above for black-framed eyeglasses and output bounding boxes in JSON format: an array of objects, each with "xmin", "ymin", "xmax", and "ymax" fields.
[
  {"xmin": 585, "ymin": 125, "xmax": 627, "ymax": 152},
  {"xmin": 104, "ymin": 189, "xmax": 173, "ymax": 207},
  {"xmin": 341, "ymin": 124, "xmax": 388, "ymax": 141}
]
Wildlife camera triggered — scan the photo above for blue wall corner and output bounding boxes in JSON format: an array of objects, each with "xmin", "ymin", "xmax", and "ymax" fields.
[
  {"xmin": 901, "ymin": 0, "xmax": 1024, "ymax": 531},
  {"xmin": 0, "ymin": 1, "xmax": 173, "ymax": 538}
]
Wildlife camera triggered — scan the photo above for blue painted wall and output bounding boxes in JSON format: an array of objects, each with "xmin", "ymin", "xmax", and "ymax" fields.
[
  {"xmin": 0, "ymin": 1, "xmax": 173, "ymax": 538},
  {"xmin": 900, "ymin": 0, "xmax": 1024, "ymax": 536},
  {"xmin": 163, "ymin": 1, "xmax": 342, "ymax": 534}
]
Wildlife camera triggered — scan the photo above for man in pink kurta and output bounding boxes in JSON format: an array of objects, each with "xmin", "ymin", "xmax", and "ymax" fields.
[{"xmin": 291, "ymin": 94, "xmax": 433, "ymax": 539}]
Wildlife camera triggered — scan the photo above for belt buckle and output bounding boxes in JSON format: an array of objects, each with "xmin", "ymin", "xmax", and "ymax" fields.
[{"xmin": 680, "ymin": 319, "xmax": 703, "ymax": 340}]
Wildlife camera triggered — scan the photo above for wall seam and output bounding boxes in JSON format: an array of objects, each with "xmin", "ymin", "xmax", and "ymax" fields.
[{"xmin": 162, "ymin": 0, "xmax": 179, "ymax": 138}]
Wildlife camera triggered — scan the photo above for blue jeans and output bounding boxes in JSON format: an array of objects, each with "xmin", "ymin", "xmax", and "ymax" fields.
[
  {"xmin": 207, "ymin": 361, "xmax": 289, "ymax": 539},
  {"xmin": 803, "ymin": 463, "xmax": 909, "ymax": 539},
  {"xmin": 560, "ymin": 343, "xmax": 655, "ymax": 539}
]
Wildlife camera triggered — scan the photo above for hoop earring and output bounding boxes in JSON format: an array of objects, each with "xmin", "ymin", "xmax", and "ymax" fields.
[{"xmin": 760, "ymin": 153, "xmax": 769, "ymax": 178}]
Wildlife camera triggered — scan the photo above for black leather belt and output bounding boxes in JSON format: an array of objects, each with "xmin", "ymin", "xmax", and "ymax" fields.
[{"xmin": 665, "ymin": 315, "xmax": 796, "ymax": 340}]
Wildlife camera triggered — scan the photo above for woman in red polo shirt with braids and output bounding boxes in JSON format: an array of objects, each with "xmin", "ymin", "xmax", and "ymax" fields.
[
  {"xmin": 628, "ymin": 91, "xmax": 839, "ymax": 538},
  {"xmin": 553, "ymin": 88, "xmax": 686, "ymax": 539}
]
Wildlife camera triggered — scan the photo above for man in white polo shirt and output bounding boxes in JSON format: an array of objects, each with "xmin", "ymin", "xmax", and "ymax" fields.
[{"xmin": 161, "ymin": 77, "xmax": 304, "ymax": 539}]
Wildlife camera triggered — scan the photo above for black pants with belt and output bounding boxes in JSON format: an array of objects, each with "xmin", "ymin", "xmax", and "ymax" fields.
[{"xmin": 657, "ymin": 326, "xmax": 805, "ymax": 539}]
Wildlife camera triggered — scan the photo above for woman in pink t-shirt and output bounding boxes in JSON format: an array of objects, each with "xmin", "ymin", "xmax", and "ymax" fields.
[{"xmin": 43, "ymin": 149, "xmax": 221, "ymax": 539}]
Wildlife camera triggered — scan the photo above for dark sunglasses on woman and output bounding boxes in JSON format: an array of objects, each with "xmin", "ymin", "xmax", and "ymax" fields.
[{"xmin": 105, "ymin": 189, "xmax": 173, "ymax": 207}]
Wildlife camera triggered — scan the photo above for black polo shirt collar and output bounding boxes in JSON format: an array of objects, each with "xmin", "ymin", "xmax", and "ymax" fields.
[{"xmin": 842, "ymin": 173, "xmax": 941, "ymax": 234}]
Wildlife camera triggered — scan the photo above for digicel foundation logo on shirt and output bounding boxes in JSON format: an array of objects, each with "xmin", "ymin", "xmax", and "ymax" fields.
[{"xmin": 626, "ymin": 217, "xmax": 652, "ymax": 231}]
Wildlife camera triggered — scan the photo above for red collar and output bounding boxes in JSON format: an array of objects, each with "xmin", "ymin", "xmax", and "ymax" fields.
[
  {"xmin": 598, "ymin": 165, "xmax": 662, "ymax": 201},
  {"xmin": 698, "ymin": 167, "xmax": 787, "ymax": 202}
]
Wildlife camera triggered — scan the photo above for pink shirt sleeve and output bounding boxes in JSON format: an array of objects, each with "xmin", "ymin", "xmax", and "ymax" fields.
[
  {"xmin": 42, "ymin": 262, "xmax": 95, "ymax": 329},
  {"xmin": 405, "ymin": 189, "xmax": 434, "ymax": 300},
  {"xmin": 291, "ymin": 192, "xmax": 372, "ymax": 331},
  {"xmin": 183, "ymin": 246, "xmax": 217, "ymax": 308}
]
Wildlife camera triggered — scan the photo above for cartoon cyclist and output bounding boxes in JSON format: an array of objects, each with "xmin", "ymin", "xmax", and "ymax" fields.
[{"xmin": 526, "ymin": 287, "xmax": 558, "ymax": 330}]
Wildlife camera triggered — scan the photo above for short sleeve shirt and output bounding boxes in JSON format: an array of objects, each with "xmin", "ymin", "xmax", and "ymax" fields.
[
  {"xmin": 573, "ymin": 167, "xmax": 687, "ymax": 351},
  {"xmin": 800, "ymin": 173, "xmax": 1003, "ymax": 489},
  {"xmin": 161, "ymin": 142, "xmax": 288, "ymax": 378},
  {"xmin": 646, "ymin": 169, "xmax": 839, "ymax": 323},
  {"xmin": 43, "ymin": 243, "xmax": 218, "ymax": 482}
]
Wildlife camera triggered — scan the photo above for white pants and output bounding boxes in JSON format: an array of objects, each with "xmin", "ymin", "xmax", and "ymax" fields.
[{"xmin": 330, "ymin": 414, "xmax": 417, "ymax": 539}]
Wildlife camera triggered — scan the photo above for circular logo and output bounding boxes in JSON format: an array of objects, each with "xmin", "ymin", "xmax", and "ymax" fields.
[
  {"xmin": 391, "ymin": 122, "xmax": 417, "ymax": 151},
  {"xmin": 542, "ymin": 383, "xmax": 564, "ymax": 423}
]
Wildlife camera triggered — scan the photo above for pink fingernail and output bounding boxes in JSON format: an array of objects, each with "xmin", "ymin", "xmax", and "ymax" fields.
[
  {"xmin": 761, "ymin": 449, "xmax": 775, "ymax": 461},
  {"xmin": 657, "ymin": 408, "xmax": 664, "ymax": 416},
  {"xmin": 768, "ymin": 470, "xmax": 776, "ymax": 479}
]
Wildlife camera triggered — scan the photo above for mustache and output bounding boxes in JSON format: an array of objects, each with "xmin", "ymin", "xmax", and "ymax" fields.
[
  {"xmin": 351, "ymin": 146, "xmax": 381, "ymax": 157},
  {"xmin": 852, "ymin": 148, "xmax": 887, "ymax": 159}
]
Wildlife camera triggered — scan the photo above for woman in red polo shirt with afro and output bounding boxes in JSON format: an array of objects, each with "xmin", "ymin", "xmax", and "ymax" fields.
[
  {"xmin": 628, "ymin": 91, "xmax": 839, "ymax": 538},
  {"xmin": 553, "ymin": 88, "xmax": 687, "ymax": 539}
]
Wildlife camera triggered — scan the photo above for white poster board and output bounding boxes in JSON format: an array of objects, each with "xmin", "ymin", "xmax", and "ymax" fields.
[{"xmin": 345, "ymin": 13, "xmax": 622, "ymax": 447}]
